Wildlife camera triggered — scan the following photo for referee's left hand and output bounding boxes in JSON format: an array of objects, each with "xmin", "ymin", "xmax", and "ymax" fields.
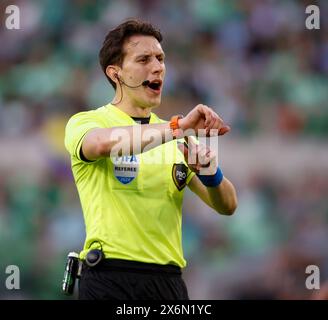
[{"xmin": 177, "ymin": 137, "xmax": 218, "ymax": 175}]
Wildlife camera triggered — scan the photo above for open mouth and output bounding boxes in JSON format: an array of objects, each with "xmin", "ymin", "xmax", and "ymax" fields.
[{"xmin": 147, "ymin": 80, "xmax": 162, "ymax": 92}]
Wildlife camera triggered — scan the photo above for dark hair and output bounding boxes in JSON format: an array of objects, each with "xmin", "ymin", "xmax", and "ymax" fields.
[{"xmin": 99, "ymin": 19, "xmax": 163, "ymax": 89}]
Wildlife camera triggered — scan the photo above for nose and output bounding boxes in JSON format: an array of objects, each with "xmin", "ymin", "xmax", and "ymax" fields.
[{"xmin": 151, "ymin": 58, "xmax": 164, "ymax": 75}]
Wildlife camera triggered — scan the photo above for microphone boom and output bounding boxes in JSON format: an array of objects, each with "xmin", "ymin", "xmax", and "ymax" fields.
[{"xmin": 120, "ymin": 78, "xmax": 150, "ymax": 88}]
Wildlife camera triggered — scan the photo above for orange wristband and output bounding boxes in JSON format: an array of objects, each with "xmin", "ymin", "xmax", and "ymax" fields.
[{"xmin": 170, "ymin": 115, "xmax": 183, "ymax": 139}]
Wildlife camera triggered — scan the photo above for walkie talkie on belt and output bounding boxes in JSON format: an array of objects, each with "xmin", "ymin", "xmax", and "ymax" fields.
[{"xmin": 62, "ymin": 252, "xmax": 81, "ymax": 295}]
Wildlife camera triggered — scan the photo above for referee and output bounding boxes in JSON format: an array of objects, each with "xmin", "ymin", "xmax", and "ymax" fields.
[{"xmin": 64, "ymin": 19, "xmax": 237, "ymax": 300}]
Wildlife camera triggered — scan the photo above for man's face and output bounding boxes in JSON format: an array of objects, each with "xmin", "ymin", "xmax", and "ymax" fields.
[{"xmin": 119, "ymin": 35, "xmax": 166, "ymax": 109}]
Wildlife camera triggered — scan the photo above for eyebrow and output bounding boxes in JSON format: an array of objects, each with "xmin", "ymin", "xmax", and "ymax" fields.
[{"xmin": 135, "ymin": 52, "xmax": 165, "ymax": 59}]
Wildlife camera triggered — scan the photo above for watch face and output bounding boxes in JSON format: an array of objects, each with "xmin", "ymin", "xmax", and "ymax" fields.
[{"xmin": 172, "ymin": 163, "xmax": 188, "ymax": 191}]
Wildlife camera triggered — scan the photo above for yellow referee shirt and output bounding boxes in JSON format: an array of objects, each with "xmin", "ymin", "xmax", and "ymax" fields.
[{"xmin": 64, "ymin": 104, "xmax": 195, "ymax": 268}]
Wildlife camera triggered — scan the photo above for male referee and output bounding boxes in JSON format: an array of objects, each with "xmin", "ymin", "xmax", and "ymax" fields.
[{"xmin": 64, "ymin": 19, "xmax": 237, "ymax": 300}]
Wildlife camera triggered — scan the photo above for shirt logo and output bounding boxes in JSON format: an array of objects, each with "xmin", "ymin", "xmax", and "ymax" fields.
[
  {"xmin": 172, "ymin": 163, "xmax": 188, "ymax": 191},
  {"xmin": 112, "ymin": 155, "xmax": 139, "ymax": 184}
]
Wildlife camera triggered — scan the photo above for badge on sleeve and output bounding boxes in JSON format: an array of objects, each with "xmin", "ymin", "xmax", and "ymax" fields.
[{"xmin": 172, "ymin": 163, "xmax": 188, "ymax": 191}]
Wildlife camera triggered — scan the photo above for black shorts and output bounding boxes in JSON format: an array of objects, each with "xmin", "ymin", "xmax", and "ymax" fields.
[{"xmin": 78, "ymin": 259, "xmax": 189, "ymax": 300}]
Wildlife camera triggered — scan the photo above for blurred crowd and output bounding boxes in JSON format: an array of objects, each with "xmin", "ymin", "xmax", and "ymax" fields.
[{"xmin": 0, "ymin": 0, "xmax": 328, "ymax": 299}]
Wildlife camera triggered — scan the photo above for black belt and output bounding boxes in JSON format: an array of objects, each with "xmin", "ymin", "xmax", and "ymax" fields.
[{"xmin": 83, "ymin": 258, "xmax": 182, "ymax": 275}]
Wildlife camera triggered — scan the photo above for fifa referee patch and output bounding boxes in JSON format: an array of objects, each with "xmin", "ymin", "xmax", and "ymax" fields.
[
  {"xmin": 112, "ymin": 155, "xmax": 139, "ymax": 184},
  {"xmin": 172, "ymin": 163, "xmax": 188, "ymax": 191}
]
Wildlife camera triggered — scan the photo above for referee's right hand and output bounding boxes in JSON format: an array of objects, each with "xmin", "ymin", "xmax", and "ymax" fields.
[{"xmin": 179, "ymin": 104, "xmax": 230, "ymax": 136}]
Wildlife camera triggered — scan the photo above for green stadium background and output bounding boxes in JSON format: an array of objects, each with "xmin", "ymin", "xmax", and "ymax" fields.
[{"xmin": 0, "ymin": 0, "xmax": 328, "ymax": 299}]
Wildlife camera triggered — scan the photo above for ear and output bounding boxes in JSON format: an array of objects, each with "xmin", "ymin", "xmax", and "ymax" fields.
[{"xmin": 106, "ymin": 65, "xmax": 120, "ymax": 83}]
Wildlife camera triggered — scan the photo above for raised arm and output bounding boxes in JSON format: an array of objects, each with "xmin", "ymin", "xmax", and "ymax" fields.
[{"xmin": 82, "ymin": 104, "xmax": 230, "ymax": 161}]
